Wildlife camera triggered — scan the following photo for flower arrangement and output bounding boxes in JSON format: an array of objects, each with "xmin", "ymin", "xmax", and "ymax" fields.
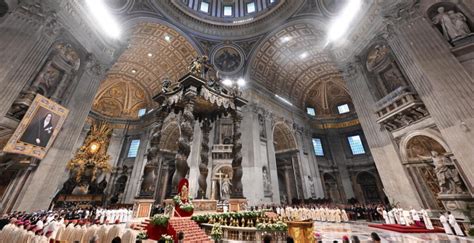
[
  {"xmin": 256, "ymin": 221, "xmax": 288, "ymax": 232},
  {"xmin": 160, "ymin": 234, "xmax": 173, "ymax": 242},
  {"xmin": 150, "ymin": 214, "xmax": 170, "ymax": 227},
  {"xmin": 210, "ymin": 223, "xmax": 223, "ymax": 240},
  {"xmin": 173, "ymin": 195, "xmax": 194, "ymax": 212},
  {"xmin": 137, "ymin": 231, "xmax": 148, "ymax": 240}
]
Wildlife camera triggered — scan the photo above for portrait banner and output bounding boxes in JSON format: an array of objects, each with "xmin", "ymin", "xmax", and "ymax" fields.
[{"xmin": 3, "ymin": 94, "xmax": 69, "ymax": 159}]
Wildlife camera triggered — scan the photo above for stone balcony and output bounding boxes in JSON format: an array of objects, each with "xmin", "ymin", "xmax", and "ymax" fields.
[
  {"xmin": 374, "ymin": 86, "xmax": 429, "ymax": 132},
  {"xmin": 212, "ymin": 144, "xmax": 233, "ymax": 160}
]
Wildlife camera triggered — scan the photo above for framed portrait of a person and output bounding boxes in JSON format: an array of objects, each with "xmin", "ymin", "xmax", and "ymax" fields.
[{"xmin": 3, "ymin": 94, "xmax": 69, "ymax": 159}]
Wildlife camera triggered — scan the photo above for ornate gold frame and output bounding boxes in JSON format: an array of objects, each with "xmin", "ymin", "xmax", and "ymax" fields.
[{"xmin": 3, "ymin": 94, "xmax": 69, "ymax": 159}]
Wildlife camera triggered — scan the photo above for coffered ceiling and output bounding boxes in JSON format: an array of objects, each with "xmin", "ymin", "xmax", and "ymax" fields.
[
  {"xmin": 248, "ymin": 22, "xmax": 353, "ymax": 117},
  {"xmin": 92, "ymin": 22, "xmax": 199, "ymax": 119}
]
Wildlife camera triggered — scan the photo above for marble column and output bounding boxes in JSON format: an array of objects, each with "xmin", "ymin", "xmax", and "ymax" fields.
[
  {"xmin": 386, "ymin": 14, "xmax": 474, "ymax": 193},
  {"xmin": 14, "ymin": 57, "xmax": 107, "ymax": 211},
  {"xmin": 0, "ymin": 3, "xmax": 60, "ymax": 118},
  {"xmin": 341, "ymin": 60, "xmax": 422, "ymax": 208}
]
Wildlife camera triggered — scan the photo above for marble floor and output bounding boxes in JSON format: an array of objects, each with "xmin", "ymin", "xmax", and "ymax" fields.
[{"xmin": 313, "ymin": 221, "xmax": 473, "ymax": 243}]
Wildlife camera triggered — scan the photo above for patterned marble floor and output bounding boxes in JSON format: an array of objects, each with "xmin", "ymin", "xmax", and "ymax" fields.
[{"xmin": 313, "ymin": 221, "xmax": 474, "ymax": 243}]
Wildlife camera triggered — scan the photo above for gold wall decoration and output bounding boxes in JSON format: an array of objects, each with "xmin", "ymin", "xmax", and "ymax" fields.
[
  {"xmin": 66, "ymin": 122, "xmax": 112, "ymax": 183},
  {"xmin": 3, "ymin": 94, "xmax": 69, "ymax": 159}
]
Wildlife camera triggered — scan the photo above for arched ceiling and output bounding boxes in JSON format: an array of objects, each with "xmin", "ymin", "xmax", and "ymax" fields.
[
  {"xmin": 93, "ymin": 22, "xmax": 199, "ymax": 119},
  {"xmin": 249, "ymin": 22, "xmax": 353, "ymax": 117},
  {"xmin": 273, "ymin": 123, "xmax": 297, "ymax": 152}
]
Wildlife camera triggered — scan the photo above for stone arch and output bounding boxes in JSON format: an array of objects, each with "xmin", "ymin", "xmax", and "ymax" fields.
[
  {"xmin": 399, "ymin": 129, "xmax": 450, "ymax": 162},
  {"xmin": 272, "ymin": 122, "xmax": 297, "ymax": 152},
  {"xmin": 322, "ymin": 172, "xmax": 342, "ymax": 203},
  {"xmin": 356, "ymin": 171, "xmax": 381, "ymax": 203}
]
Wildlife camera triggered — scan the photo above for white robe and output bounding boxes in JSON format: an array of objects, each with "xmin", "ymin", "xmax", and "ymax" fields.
[
  {"xmin": 410, "ymin": 209, "xmax": 420, "ymax": 221},
  {"xmin": 403, "ymin": 210, "xmax": 412, "ymax": 225},
  {"xmin": 440, "ymin": 215, "xmax": 453, "ymax": 235},
  {"xmin": 382, "ymin": 210, "xmax": 390, "ymax": 224},
  {"xmin": 421, "ymin": 210, "xmax": 433, "ymax": 230},
  {"xmin": 388, "ymin": 210, "xmax": 396, "ymax": 224},
  {"xmin": 448, "ymin": 214, "xmax": 464, "ymax": 236}
]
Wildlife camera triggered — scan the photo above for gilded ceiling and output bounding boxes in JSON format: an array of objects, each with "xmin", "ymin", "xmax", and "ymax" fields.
[
  {"xmin": 93, "ymin": 22, "xmax": 199, "ymax": 119},
  {"xmin": 249, "ymin": 22, "xmax": 353, "ymax": 117}
]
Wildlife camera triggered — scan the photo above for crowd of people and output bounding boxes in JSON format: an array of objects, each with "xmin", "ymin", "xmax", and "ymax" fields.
[{"xmin": 0, "ymin": 207, "xmax": 135, "ymax": 243}]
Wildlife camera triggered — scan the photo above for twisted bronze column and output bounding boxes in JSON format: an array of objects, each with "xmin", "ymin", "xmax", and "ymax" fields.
[
  {"xmin": 231, "ymin": 111, "xmax": 244, "ymax": 198},
  {"xmin": 140, "ymin": 110, "xmax": 168, "ymax": 197},
  {"xmin": 172, "ymin": 93, "xmax": 195, "ymax": 193},
  {"xmin": 197, "ymin": 119, "xmax": 211, "ymax": 198}
]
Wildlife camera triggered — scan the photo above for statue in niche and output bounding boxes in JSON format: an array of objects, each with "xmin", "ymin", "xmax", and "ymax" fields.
[
  {"xmin": 432, "ymin": 7, "xmax": 472, "ymax": 42},
  {"xmin": 366, "ymin": 44, "xmax": 389, "ymax": 71},
  {"xmin": 220, "ymin": 174, "xmax": 232, "ymax": 200},
  {"xmin": 258, "ymin": 114, "xmax": 266, "ymax": 138},
  {"xmin": 425, "ymin": 151, "xmax": 465, "ymax": 194},
  {"xmin": 262, "ymin": 166, "xmax": 272, "ymax": 195}
]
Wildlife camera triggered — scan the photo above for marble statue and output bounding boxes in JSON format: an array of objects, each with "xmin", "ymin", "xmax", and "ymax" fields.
[
  {"xmin": 221, "ymin": 174, "xmax": 232, "ymax": 200},
  {"xmin": 162, "ymin": 78, "xmax": 171, "ymax": 92},
  {"xmin": 432, "ymin": 7, "xmax": 471, "ymax": 41},
  {"xmin": 429, "ymin": 151, "xmax": 464, "ymax": 194},
  {"xmin": 262, "ymin": 167, "xmax": 272, "ymax": 194}
]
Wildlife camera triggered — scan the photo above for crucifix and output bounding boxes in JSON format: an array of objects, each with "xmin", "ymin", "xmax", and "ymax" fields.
[{"xmin": 212, "ymin": 171, "xmax": 225, "ymax": 200}]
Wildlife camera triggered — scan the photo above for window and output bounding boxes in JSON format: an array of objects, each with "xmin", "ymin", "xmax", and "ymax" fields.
[
  {"xmin": 337, "ymin": 104, "xmax": 350, "ymax": 114},
  {"xmin": 306, "ymin": 107, "xmax": 316, "ymax": 116},
  {"xmin": 312, "ymin": 138, "xmax": 324, "ymax": 156},
  {"xmin": 269, "ymin": 0, "xmax": 276, "ymax": 3},
  {"xmin": 127, "ymin": 139, "xmax": 140, "ymax": 158},
  {"xmin": 138, "ymin": 108, "xmax": 146, "ymax": 117},
  {"xmin": 200, "ymin": 1, "xmax": 209, "ymax": 13},
  {"xmin": 223, "ymin": 5, "xmax": 233, "ymax": 16},
  {"xmin": 347, "ymin": 135, "xmax": 365, "ymax": 155},
  {"xmin": 247, "ymin": 2, "xmax": 256, "ymax": 13}
]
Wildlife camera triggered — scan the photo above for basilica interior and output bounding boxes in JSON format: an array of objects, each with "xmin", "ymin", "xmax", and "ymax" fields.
[{"xmin": 0, "ymin": 0, "xmax": 473, "ymax": 242}]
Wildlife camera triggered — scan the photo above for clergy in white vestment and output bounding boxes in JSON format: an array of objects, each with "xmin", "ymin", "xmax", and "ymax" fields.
[
  {"xmin": 335, "ymin": 209, "xmax": 342, "ymax": 223},
  {"xmin": 439, "ymin": 213, "xmax": 453, "ymax": 235},
  {"xmin": 382, "ymin": 210, "xmax": 390, "ymax": 224},
  {"xmin": 341, "ymin": 209, "xmax": 349, "ymax": 222},
  {"xmin": 388, "ymin": 210, "xmax": 396, "ymax": 224},
  {"xmin": 421, "ymin": 209, "xmax": 434, "ymax": 230},
  {"xmin": 402, "ymin": 210, "xmax": 412, "ymax": 226},
  {"xmin": 447, "ymin": 212, "xmax": 464, "ymax": 236},
  {"xmin": 410, "ymin": 208, "xmax": 421, "ymax": 227}
]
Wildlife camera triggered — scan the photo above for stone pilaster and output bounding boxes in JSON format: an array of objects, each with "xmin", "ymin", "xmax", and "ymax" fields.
[
  {"xmin": 341, "ymin": 60, "xmax": 422, "ymax": 208},
  {"xmin": 326, "ymin": 130, "xmax": 355, "ymax": 199},
  {"xmin": 265, "ymin": 113, "xmax": 281, "ymax": 203},
  {"xmin": 0, "ymin": 3, "xmax": 60, "ymax": 117},
  {"xmin": 386, "ymin": 12, "xmax": 474, "ymax": 194},
  {"xmin": 14, "ymin": 56, "xmax": 107, "ymax": 211}
]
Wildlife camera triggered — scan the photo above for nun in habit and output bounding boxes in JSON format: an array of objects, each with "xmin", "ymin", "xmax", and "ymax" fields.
[{"xmin": 20, "ymin": 113, "xmax": 54, "ymax": 147}]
